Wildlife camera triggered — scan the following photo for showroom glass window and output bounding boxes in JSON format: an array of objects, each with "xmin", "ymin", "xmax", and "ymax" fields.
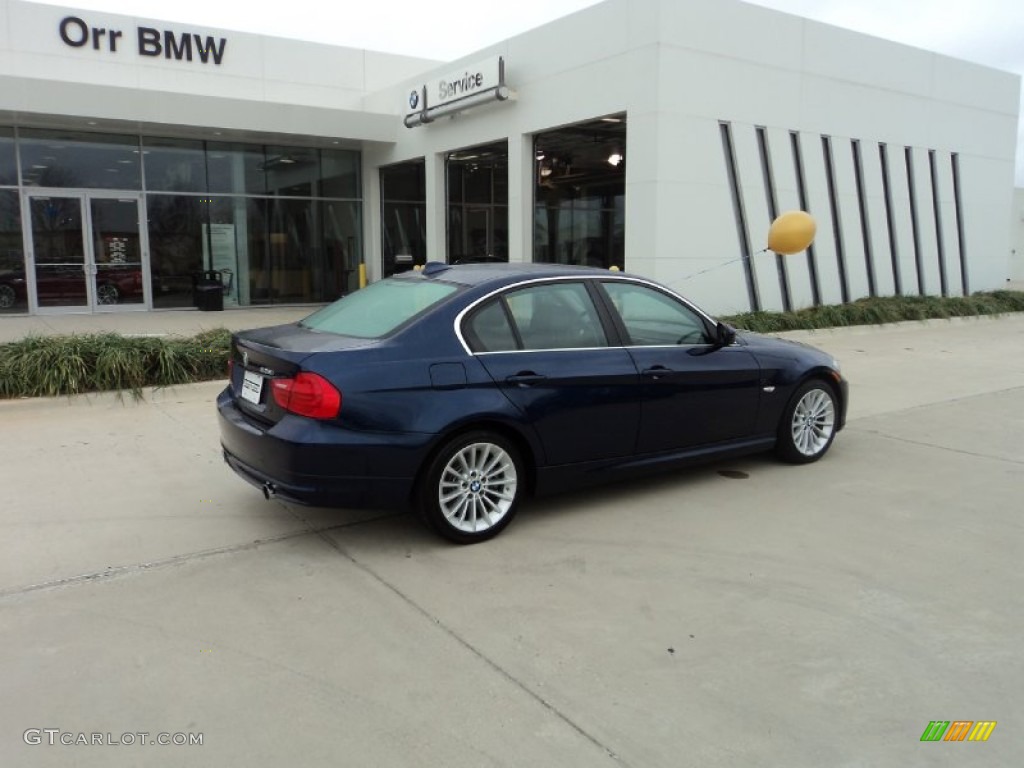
[
  {"xmin": 0, "ymin": 127, "xmax": 17, "ymax": 186},
  {"xmin": 143, "ymin": 140, "xmax": 363, "ymax": 307},
  {"xmin": 534, "ymin": 115, "xmax": 625, "ymax": 269},
  {"xmin": 206, "ymin": 143, "xmax": 267, "ymax": 195},
  {"xmin": 143, "ymin": 137, "xmax": 207, "ymax": 193},
  {"xmin": 380, "ymin": 160, "xmax": 426, "ymax": 276},
  {"xmin": 0, "ymin": 127, "xmax": 25, "ymax": 313},
  {"xmin": 18, "ymin": 129, "xmax": 141, "ymax": 190}
]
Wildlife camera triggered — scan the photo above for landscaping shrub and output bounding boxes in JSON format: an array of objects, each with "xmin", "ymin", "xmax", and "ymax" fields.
[{"xmin": 0, "ymin": 328, "xmax": 231, "ymax": 399}]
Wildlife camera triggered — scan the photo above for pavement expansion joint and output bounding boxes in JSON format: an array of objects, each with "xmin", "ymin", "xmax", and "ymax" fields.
[
  {"xmin": 847, "ymin": 427, "xmax": 1024, "ymax": 465},
  {"xmin": 310, "ymin": 527, "xmax": 628, "ymax": 766},
  {"xmin": 0, "ymin": 515, "xmax": 404, "ymax": 602}
]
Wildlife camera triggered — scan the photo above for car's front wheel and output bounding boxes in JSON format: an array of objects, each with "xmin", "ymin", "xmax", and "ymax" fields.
[
  {"xmin": 776, "ymin": 379, "xmax": 838, "ymax": 464},
  {"xmin": 419, "ymin": 431, "xmax": 523, "ymax": 543}
]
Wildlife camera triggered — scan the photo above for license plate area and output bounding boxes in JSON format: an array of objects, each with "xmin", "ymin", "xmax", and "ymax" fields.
[{"xmin": 240, "ymin": 370, "xmax": 264, "ymax": 404}]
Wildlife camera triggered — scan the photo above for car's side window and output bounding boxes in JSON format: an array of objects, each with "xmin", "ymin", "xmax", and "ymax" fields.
[
  {"xmin": 504, "ymin": 282, "xmax": 609, "ymax": 350},
  {"xmin": 464, "ymin": 299, "xmax": 519, "ymax": 352},
  {"xmin": 603, "ymin": 281, "xmax": 713, "ymax": 346}
]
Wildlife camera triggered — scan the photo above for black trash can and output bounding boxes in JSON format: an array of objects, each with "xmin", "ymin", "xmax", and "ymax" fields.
[{"xmin": 194, "ymin": 270, "xmax": 224, "ymax": 312}]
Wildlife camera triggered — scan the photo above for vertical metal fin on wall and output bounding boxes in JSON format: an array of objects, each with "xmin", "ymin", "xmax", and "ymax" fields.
[
  {"xmin": 756, "ymin": 127, "xmax": 792, "ymax": 311},
  {"xmin": 821, "ymin": 136, "xmax": 850, "ymax": 303},
  {"xmin": 928, "ymin": 150, "xmax": 949, "ymax": 297},
  {"xmin": 878, "ymin": 143, "xmax": 903, "ymax": 295},
  {"xmin": 951, "ymin": 153, "xmax": 969, "ymax": 295},
  {"xmin": 790, "ymin": 131, "xmax": 821, "ymax": 306},
  {"xmin": 905, "ymin": 147, "xmax": 925, "ymax": 295},
  {"xmin": 719, "ymin": 121, "xmax": 760, "ymax": 312},
  {"xmin": 723, "ymin": 125, "xmax": 968, "ymax": 306},
  {"xmin": 851, "ymin": 140, "xmax": 877, "ymax": 297}
]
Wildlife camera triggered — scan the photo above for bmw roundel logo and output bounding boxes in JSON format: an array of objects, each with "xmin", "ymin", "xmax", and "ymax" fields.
[{"xmin": 409, "ymin": 90, "xmax": 420, "ymax": 110}]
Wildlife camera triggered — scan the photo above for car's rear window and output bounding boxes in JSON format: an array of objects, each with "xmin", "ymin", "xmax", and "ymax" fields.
[{"xmin": 299, "ymin": 278, "xmax": 459, "ymax": 338}]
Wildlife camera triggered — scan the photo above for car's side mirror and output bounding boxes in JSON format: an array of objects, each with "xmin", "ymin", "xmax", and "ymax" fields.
[{"xmin": 715, "ymin": 322, "xmax": 736, "ymax": 348}]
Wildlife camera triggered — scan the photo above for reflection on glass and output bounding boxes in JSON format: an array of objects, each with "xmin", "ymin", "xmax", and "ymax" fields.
[
  {"xmin": 30, "ymin": 196, "xmax": 87, "ymax": 308},
  {"xmin": 19, "ymin": 129, "xmax": 141, "ymax": 190},
  {"xmin": 206, "ymin": 142, "xmax": 266, "ymax": 195},
  {"xmin": 447, "ymin": 141, "xmax": 508, "ymax": 264},
  {"xmin": 321, "ymin": 149, "xmax": 360, "ymax": 199},
  {"xmin": 91, "ymin": 198, "xmax": 143, "ymax": 306},
  {"xmin": 247, "ymin": 198, "xmax": 362, "ymax": 303},
  {"xmin": 207, "ymin": 197, "xmax": 255, "ymax": 307},
  {"xmin": 381, "ymin": 161, "xmax": 426, "ymax": 276},
  {"xmin": 148, "ymin": 195, "xmax": 206, "ymax": 308},
  {"xmin": 0, "ymin": 190, "xmax": 26, "ymax": 313},
  {"xmin": 142, "ymin": 137, "xmax": 206, "ymax": 193},
  {"xmin": 264, "ymin": 146, "xmax": 318, "ymax": 197},
  {"xmin": 533, "ymin": 117, "xmax": 626, "ymax": 269},
  {"xmin": 323, "ymin": 200, "xmax": 362, "ymax": 296},
  {"xmin": 0, "ymin": 127, "xmax": 17, "ymax": 186}
]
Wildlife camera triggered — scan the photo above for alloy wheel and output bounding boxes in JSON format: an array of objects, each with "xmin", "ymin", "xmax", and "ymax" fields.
[
  {"xmin": 437, "ymin": 441, "xmax": 518, "ymax": 534},
  {"xmin": 790, "ymin": 388, "xmax": 836, "ymax": 457}
]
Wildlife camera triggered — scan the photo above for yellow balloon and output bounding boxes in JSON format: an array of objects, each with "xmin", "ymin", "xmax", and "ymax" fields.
[{"xmin": 767, "ymin": 211, "xmax": 816, "ymax": 255}]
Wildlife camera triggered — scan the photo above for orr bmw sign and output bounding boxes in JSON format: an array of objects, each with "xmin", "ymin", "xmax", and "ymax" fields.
[
  {"xmin": 405, "ymin": 56, "xmax": 512, "ymax": 128},
  {"xmin": 58, "ymin": 15, "xmax": 227, "ymax": 65}
]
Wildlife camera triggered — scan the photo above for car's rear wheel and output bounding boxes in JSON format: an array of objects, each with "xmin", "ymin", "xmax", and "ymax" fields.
[
  {"xmin": 776, "ymin": 379, "xmax": 837, "ymax": 464},
  {"xmin": 0, "ymin": 284, "xmax": 15, "ymax": 309},
  {"xmin": 419, "ymin": 431, "xmax": 523, "ymax": 543}
]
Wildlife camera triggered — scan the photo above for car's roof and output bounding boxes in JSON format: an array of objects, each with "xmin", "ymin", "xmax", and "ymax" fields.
[{"xmin": 392, "ymin": 262, "xmax": 620, "ymax": 288}]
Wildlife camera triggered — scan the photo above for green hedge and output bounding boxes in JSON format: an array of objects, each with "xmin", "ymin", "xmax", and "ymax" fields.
[
  {"xmin": 722, "ymin": 291, "xmax": 1024, "ymax": 333},
  {"xmin": 0, "ymin": 328, "xmax": 231, "ymax": 399}
]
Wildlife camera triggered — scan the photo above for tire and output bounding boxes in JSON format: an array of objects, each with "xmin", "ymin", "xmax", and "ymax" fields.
[
  {"xmin": 419, "ymin": 431, "xmax": 523, "ymax": 543},
  {"xmin": 0, "ymin": 284, "xmax": 15, "ymax": 309},
  {"xmin": 96, "ymin": 283, "xmax": 120, "ymax": 305},
  {"xmin": 776, "ymin": 379, "xmax": 838, "ymax": 464}
]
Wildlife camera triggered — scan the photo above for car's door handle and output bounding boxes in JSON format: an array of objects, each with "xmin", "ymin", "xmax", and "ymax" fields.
[
  {"xmin": 641, "ymin": 365, "xmax": 671, "ymax": 380},
  {"xmin": 506, "ymin": 372, "xmax": 546, "ymax": 387}
]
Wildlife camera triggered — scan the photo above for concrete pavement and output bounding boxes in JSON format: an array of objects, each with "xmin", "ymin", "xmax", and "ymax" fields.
[{"xmin": 1, "ymin": 315, "xmax": 1022, "ymax": 766}]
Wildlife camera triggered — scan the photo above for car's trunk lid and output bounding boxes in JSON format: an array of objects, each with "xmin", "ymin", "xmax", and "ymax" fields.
[{"xmin": 229, "ymin": 323, "xmax": 375, "ymax": 425}]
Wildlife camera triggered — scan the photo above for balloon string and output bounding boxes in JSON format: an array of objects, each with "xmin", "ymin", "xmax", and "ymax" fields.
[{"xmin": 673, "ymin": 248, "xmax": 768, "ymax": 284}]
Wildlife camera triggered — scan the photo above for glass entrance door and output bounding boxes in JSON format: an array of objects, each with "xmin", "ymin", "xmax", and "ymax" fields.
[
  {"xmin": 90, "ymin": 197, "xmax": 144, "ymax": 309},
  {"xmin": 26, "ymin": 192, "xmax": 147, "ymax": 312},
  {"xmin": 29, "ymin": 195, "xmax": 88, "ymax": 310}
]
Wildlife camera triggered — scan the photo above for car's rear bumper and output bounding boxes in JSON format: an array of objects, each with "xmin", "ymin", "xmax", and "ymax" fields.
[
  {"xmin": 217, "ymin": 387, "xmax": 426, "ymax": 510},
  {"xmin": 221, "ymin": 445, "xmax": 412, "ymax": 509}
]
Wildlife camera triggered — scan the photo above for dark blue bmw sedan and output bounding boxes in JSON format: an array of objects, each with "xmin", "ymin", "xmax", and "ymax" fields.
[{"xmin": 218, "ymin": 263, "xmax": 847, "ymax": 542}]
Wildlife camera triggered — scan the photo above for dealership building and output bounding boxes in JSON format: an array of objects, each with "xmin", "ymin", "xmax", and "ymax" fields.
[{"xmin": 0, "ymin": 0, "xmax": 1019, "ymax": 317}]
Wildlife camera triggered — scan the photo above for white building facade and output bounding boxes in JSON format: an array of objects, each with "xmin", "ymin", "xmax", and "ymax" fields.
[{"xmin": 0, "ymin": 0, "xmax": 1019, "ymax": 316}]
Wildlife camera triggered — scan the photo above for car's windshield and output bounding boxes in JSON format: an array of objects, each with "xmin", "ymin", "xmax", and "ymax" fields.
[{"xmin": 299, "ymin": 277, "xmax": 459, "ymax": 338}]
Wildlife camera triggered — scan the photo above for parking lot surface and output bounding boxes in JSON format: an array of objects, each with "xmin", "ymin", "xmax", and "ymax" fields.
[{"xmin": 1, "ymin": 314, "xmax": 1022, "ymax": 766}]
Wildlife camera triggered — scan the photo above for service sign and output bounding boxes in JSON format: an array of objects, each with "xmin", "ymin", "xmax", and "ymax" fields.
[{"xmin": 406, "ymin": 56, "xmax": 503, "ymax": 117}]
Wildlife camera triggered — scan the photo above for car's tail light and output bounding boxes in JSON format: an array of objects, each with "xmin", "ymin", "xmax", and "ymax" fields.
[{"xmin": 271, "ymin": 372, "xmax": 341, "ymax": 420}]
